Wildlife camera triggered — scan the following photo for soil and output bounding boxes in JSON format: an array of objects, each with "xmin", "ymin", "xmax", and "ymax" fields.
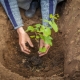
[
  {"xmin": 0, "ymin": 2, "xmax": 64, "ymax": 80},
  {"xmin": 0, "ymin": 0, "xmax": 80, "ymax": 80},
  {"xmin": 58, "ymin": 0, "xmax": 80, "ymax": 79}
]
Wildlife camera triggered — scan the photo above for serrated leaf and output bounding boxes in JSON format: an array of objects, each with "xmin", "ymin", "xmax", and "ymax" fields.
[
  {"xmin": 39, "ymin": 34, "xmax": 45, "ymax": 41},
  {"xmin": 49, "ymin": 21, "xmax": 58, "ymax": 32},
  {"xmin": 55, "ymin": 14, "xmax": 59, "ymax": 18},
  {"xmin": 35, "ymin": 24, "xmax": 41, "ymax": 32},
  {"xmin": 45, "ymin": 39, "xmax": 52, "ymax": 46},
  {"xmin": 50, "ymin": 14, "xmax": 53, "ymax": 18},
  {"xmin": 43, "ymin": 27, "xmax": 51, "ymax": 36},
  {"xmin": 50, "ymin": 14, "xmax": 58, "ymax": 19},
  {"xmin": 48, "ymin": 36, "xmax": 53, "ymax": 40},
  {"xmin": 44, "ymin": 36, "xmax": 53, "ymax": 46},
  {"xmin": 43, "ymin": 19, "xmax": 50, "ymax": 23},
  {"xmin": 36, "ymin": 36, "xmax": 40, "ymax": 39},
  {"xmin": 78, "ymin": 29, "xmax": 80, "ymax": 32},
  {"xmin": 43, "ymin": 18, "xmax": 58, "ymax": 32},
  {"xmin": 26, "ymin": 26, "xmax": 34, "ymax": 32},
  {"xmin": 30, "ymin": 36, "xmax": 35, "ymax": 38},
  {"xmin": 40, "ymin": 26, "xmax": 45, "ymax": 32},
  {"xmin": 39, "ymin": 47, "xmax": 46, "ymax": 52},
  {"xmin": 35, "ymin": 24, "xmax": 41, "ymax": 28},
  {"xmin": 52, "ymin": 16, "xmax": 57, "ymax": 19}
]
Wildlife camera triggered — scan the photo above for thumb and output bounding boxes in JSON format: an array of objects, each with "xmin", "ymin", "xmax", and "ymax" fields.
[
  {"xmin": 38, "ymin": 39, "xmax": 44, "ymax": 54},
  {"xmin": 45, "ymin": 44, "xmax": 50, "ymax": 53},
  {"xmin": 39, "ymin": 39, "xmax": 44, "ymax": 48}
]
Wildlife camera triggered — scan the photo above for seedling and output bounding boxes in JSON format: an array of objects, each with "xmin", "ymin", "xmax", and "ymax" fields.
[{"xmin": 26, "ymin": 14, "xmax": 59, "ymax": 53}]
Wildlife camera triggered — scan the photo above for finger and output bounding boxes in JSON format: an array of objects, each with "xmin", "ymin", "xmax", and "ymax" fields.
[
  {"xmin": 22, "ymin": 45, "xmax": 30, "ymax": 53},
  {"xmin": 39, "ymin": 44, "xmax": 50, "ymax": 54},
  {"xmin": 39, "ymin": 39, "xmax": 44, "ymax": 48},
  {"xmin": 39, "ymin": 53, "xmax": 47, "ymax": 57},
  {"xmin": 20, "ymin": 43, "xmax": 30, "ymax": 54},
  {"xmin": 38, "ymin": 51, "xmax": 43, "ymax": 55},
  {"xmin": 44, "ymin": 44, "xmax": 50, "ymax": 54},
  {"xmin": 20, "ymin": 44, "xmax": 30, "ymax": 54},
  {"xmin": 39, "ymin": 44, "xmax": 50, "ymax": 57},
  {"xmin": 38, "ymin": 39, "xmax": 44, "ymax": 54},
  {"xmin": 39, "ymin": 47, "xmax": 48, "ymax": 57},
  {"xmin": 38, "ymin": 40, "xmax": 44, "ymax": 54},
  {"xmin": 27, "ymin": 39, "xmax": 34, "ymax": 47}
]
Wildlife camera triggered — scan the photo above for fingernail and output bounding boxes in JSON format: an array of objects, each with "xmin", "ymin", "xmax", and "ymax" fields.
[
  {"xmin": 27, "ymin": 53, "xmax": 30, "ymax": 54},
  {"xmin": 31, "ymin": 45, "xmax": 34, "ymax": 47}
]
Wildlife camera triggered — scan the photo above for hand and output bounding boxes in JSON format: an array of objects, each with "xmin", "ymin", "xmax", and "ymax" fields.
[
  {"xmin": 38, "ymin": 39, "xmax": 50, "ymax": 57},
  {"xmin": 17, "ymin": 27, "xmax": 33, "ymax": 54}
]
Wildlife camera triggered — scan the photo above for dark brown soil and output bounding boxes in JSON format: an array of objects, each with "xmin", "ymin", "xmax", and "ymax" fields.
[
  {"xmin": 0, "ymin": 1, "xmax": 65, "ymax": 80},
  {"xmin": 2, "ymin": 8, "xmax": 64, "ymax": 78},
  {"xmin": 0, "ymin": 0, "xmax": 80, "ymax": 80}
]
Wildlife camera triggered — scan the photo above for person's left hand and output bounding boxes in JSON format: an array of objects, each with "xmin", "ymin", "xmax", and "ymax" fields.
[{"xmin": 38, "ymin": 39, "xmax": 50, "ymax": 57}]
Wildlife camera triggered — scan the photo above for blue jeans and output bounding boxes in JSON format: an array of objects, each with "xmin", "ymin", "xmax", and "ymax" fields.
[
  {"xmin": 0, "ymin": 0, "xmax": 63, "ymax": 29},
  {"xmin": 18, "ymin": 0, "xmax": 62, "ymax": 27},
  {"xmin": 0, "ymin": 0, "xmax": 23, "ymax": 29},
  {"xmin": 41, "ymin": 0, "xmax": 58, "ymax": 27}
]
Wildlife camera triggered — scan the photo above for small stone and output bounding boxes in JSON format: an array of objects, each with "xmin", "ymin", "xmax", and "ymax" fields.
[
  {"xmin": 36, "ymin": 69, "xmax": 40, "ymax": 72},
  {"xmin": 44, "ymin": 67, "xmax": 50, "ymax": 72},
  {"xmin": 22, "ymin": 59, "xmax": 26, "ymax": 63},
  {"xmin": 78, "ymin": 29, "xmax": 80, "ymax": 33}
]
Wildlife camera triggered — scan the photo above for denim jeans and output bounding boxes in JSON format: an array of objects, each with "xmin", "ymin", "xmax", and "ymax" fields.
[
  {"xmin": 41, "ymin": 0, "xmax": 57, "ymax": 27},
  {"xmin": 18, "ymin": 0, "xmax": 63, "ymax": 27},
  {"xmin": 0, "ymin": 0, "xmax": 63, "ymax": 29},
  {"xmin": 0, "ymin": 0, "xmax": 23, "ymax": 29},
  {"xmin": 41, "ymin": 0, "xmax": 64, "ymax": 27}
]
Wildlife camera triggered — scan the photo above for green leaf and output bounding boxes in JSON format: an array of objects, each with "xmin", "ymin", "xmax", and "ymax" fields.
[
  {"xmin": 52, "ymin": 16, "xmax": 57, "ymax": 19},
  {"xmin": 35, "ymin": 24, "xmax": 41, "ymax": 32},
  {"xmin": 26, "ymin": 26, "xmax": 35, "ymax": 32},
  {"xmin": 49, "ymin": 21, "xmax": 58, "ymax": 32},
  {"xmin": 36, "ymin": 36, "xmax": 40, "ymax": 39},
  {"xmin": 50, "ymin": 14, "xmax": 59, "ymax": 19},
  {"xmin": 44, "ymin": 36, "xmax": 53, "ymax": 46},
  {"xmin": 30, "ymin": 35, "xmax": 35, "ymax": 38},
  {"xmin": 35, "ymin": 24, "xmax": 41, "ymax": 28},
  {"xmin": 40, "ymin": 25, "xmax": 45, "ymax": 32},
  {"xmin": 50, "ymin": 14, "xmax": 53, "ymax": 18},
  {"xmin": 55, "ymin": 14, "xmax": 59, "ymax": 18},
  {"xmin": 42, "ymin": 18, "xmax": 58, "ymax": 32},
  {"xmin": 43, "ymin": 27, "xmax": 51, "ymax": 36},
  {"xmin": 48, "ymin": 36, "xmax": 53, "ymax": 40},
  {"xmin": 43, "ymin": 19, "xmax": 50, "ymax": 23},
  {"xmin": 39, "ymin": 47, "xmax": 46, "ymax": 52},
  {"xmin": 39, "ymin": 34, "xmax": 45, "ymax": 41}
]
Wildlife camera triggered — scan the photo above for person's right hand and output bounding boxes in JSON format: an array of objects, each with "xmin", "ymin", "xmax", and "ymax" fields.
[
  {"xmin": 38, "ymin": 39, "xmax": 50, "ymax": 57},
  {"xmin": 17, "ymin": 27, "xmax": 34, "ymax": 54}
]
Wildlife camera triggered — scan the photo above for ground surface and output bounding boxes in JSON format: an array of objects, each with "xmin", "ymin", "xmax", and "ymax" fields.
[
  {"xmin": 0, "ymin": 2, "xmax": 64, "ymax": 80},
  {"xmin": 0, "ymin": 0, "xmax": 80, "ymax": 80},
  {"xmin": 59, "ymin": 0, "xmax": 80, "ymax": 79}
]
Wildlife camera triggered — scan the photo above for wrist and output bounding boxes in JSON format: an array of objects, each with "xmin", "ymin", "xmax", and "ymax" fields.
[{"xmin": 17, "ymin": 27, "xmax": 25, "ymax": 35}]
